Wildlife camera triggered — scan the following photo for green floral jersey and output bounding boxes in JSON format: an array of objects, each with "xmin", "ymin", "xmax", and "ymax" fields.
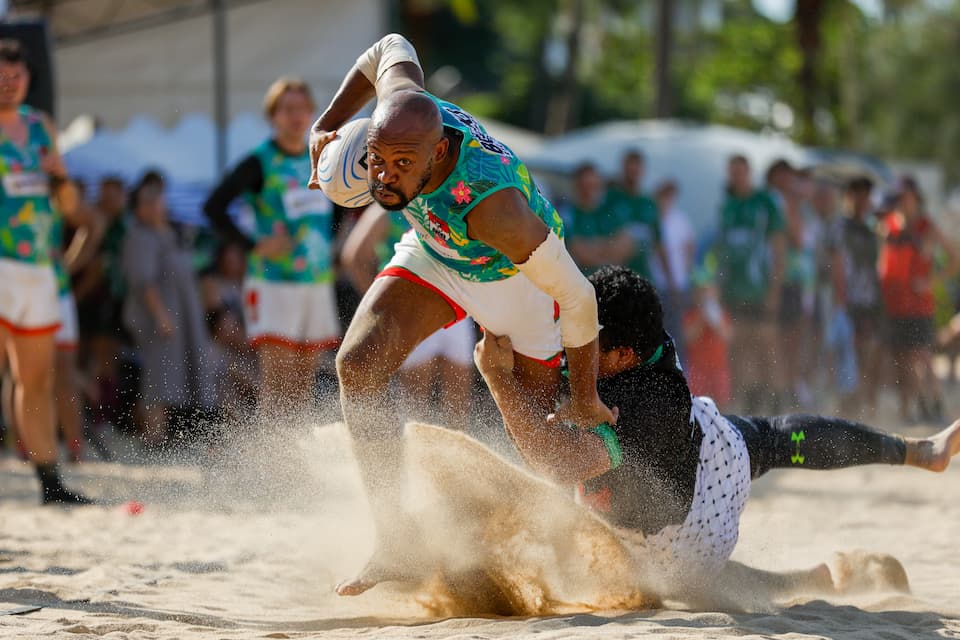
[
  {"xmin": 0, "ymin": 106, "xmax": 56, "ymax": 265},
  {"xmin": 401, "ymin": 95, "xmax": 564, "ymax": 283},
  {"xmin": 245, "ymin": 141, "xmax": 335, "ymax": 283}
]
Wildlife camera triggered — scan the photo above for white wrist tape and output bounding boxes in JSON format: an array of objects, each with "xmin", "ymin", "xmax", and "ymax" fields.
[
  {"xmin": 356, "ymin": 34, "xmax": 422, "ymax": 84},
  {"xmin": 515, "ymin": 231, "xmax": 600, "ymax": 349}
]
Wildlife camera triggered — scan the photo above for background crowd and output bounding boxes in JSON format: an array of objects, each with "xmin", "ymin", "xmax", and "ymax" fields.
[
  {"xmin": 560, "ymin": 151, "xmax": 959, "ymax": 426},
  {"xmin": 3, "ymin": 74, "xmax": 960, "ymax": 470}
]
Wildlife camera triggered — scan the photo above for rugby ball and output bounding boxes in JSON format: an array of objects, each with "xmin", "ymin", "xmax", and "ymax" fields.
[{"xmin": 316, "ymin": 117, "xmax": 374, "ymax": 208}]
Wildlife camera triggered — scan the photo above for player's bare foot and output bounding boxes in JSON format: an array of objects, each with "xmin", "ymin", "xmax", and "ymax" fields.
[
  {"xmin": 772, "ymin": 562, "xmax": 834, "ymax": 595},
  {"xmin": 335, "ymin": 549, "xmax": 426, "ymax": 596},
  {"xmin": 906, "ymin": 419, "xmax": 960, "ymax": 472},
  {"xmin": 807, "ymin": 562, "xmax": 835, "ymax": 593},
  {"xmin": 335, "ymin": 574, "xmax": 381, "ymax": 596},
  {"xmin": 828, "ymin": 551, "xmax": 910, "ymax": 595}
]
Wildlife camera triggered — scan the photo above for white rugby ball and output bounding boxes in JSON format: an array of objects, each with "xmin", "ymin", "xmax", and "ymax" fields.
[{"xmin": 316, "ymin": 117, "xmax": 374, "ymax": 208}]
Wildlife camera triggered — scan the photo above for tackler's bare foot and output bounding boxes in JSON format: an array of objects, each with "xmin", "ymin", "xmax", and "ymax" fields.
[
  {"xmin": 774, "ymin": 562, "xmax": 835, "ymax": 596},
  {"xmin": 906, "ymin": 419, "xmax": 960, "ymax": 472},
  {"xmin": 828, "ymin": 551, "xmax": 910, "ymax": 595}
]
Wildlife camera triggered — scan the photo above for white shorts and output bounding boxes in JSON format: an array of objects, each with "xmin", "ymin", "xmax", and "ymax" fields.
[
  {"xmin": 621, "ymin": 396, "xmax": 751, "ymax": 595},
  {"xmin": 403, "ymin": 317, "xmax": 476, "ymax": 369},
  {"xmin": 243, "ymin": 279, "xmax": 340, "ymax": 350},
  {"xmin": 55, "ymin": 292, "xmax": 79, "ymax": 349},
  {"xmin": 0, "ymin": 258, "xmax": 61, "ymax": 335},
  {"xmin": 382, "ymin": 233, "xmax": 562, "ymax": 366}
]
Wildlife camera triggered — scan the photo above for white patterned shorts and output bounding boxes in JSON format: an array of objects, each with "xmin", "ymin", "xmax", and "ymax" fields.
[{"xmin": 622, "ymin": 396, "xmax": 751, "ymax": 595}]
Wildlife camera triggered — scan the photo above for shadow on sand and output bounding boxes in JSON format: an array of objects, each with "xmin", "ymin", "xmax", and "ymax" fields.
[{"xmin": 0, "ymin": 587, "xmax": 953, "ymax": 639}]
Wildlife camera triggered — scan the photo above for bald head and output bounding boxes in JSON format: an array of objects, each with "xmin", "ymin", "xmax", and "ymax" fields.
[
  {"xmin": 370, "ymin": 90, "xmax": 442, "ymax": 142},
  {"xmin": 366, "ymin": 91, "xmax": 449, "ymax": 211}
]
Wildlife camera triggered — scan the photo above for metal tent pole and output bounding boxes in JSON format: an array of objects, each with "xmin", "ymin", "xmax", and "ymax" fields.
[{"xmin": 212, "ymin": 0, "xmax": 228, "ymax": 174}]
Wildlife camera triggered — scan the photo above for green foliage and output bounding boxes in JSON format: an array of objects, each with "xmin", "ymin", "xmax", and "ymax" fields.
[
  {"xmin": 587, "ymin": 9, "xmax": 654, "ymax": 118},
  {"xmin": 395, "ymin": 0, "xmax": 960, "ymax": 178},
  {"xmin": 857, "ymin": 1, "xmax": 960, "ymax": 179},
  {"xmin": 676, "ymin": 12, "xmax": 801, "ymax": 127},
  {"xmin": 455, "ymin": 92, "xmax": 501, "ymax": 119}
]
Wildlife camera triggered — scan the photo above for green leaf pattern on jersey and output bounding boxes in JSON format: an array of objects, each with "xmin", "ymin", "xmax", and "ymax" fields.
[
  {"xmin": 244, "ymin": 141, "xmax": 335, "ymax": 284},
  {"xmin": 0, "ymin": 106, "xmax": 56, "ymax": 265},
  {"xmin": 49, "ymin": 208, "xmax": 70, "ymax": 295},
  {"xmin": 401, "ymin": 95, "xmax": 564, "ymax": 283}
]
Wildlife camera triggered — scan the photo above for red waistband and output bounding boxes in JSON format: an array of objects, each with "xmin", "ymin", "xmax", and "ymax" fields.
[{"xmin": 377, "ymin": 266, "xmax": 467, "ymax": 329}]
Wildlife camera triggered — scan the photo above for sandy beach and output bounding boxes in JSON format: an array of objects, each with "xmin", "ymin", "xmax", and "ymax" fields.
[{"xmin": 1, "ymin": 418, "xmax": 958, "ymax": 640}]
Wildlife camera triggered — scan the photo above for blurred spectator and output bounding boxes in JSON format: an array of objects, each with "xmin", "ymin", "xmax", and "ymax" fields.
[
  {"xmin": 609, "ymin": 150, "xmax": 673, "ymax": 288},
  {"xmin": 121, "ymin": 184, "xmax": 216, "ymax": 446},
  {"xmin": 716, "ymin": 155, "xmax": 786, "ymax": 413},
  {"xmin": 767, "ymin": 160, "xmax": 816, "ymax": 409},
  {"xmin": 878, "ymin": 178, "xmax": 958, "ymax": 423},
  {"xmin": 651, "ymin": 179, "xmax": 694, "ymax": 363},
  {"xmin": 683, "ymin": 272, "xmax": 732, "ymax": 406},
  {"xmin": 199, "ymin": 241, "xmax": 257, "ymax": 419},
  {"xmin": 650, "ymin": 179, "xmax": 694, "ymax": 296},
  {"xmin": 53, "ymin": 178, "xmax": 104, "ymax": 461},
  {"xmin": 937, "ymin": 312, "xmax": 960, "ymax": 385},
  {"xmin": 199, "ymin": 240, "xmax": 246, "ymax": 319},
  {"xmin": 130, "ymin": 170, "xmax": 164, "ymax": 208},
  {"xmin": 340, "ymin": 203, "xmax": 475, "ymax": 430},
  {"xmin": 71, "ymin": 176, "xmax": 129, "ymax": 437},
  {"xmin": 813, "ymin": 180, "xmax": 859, "ymax": 411},
  {"xmin": 832, "ymin": 176, "xmax": 884, "ymax": 415},
  {"xmin": 204, "ymin": 77, "xmax": 339, "ymax": 417},
  {"xmin": 563, "ymin": 163, "xmax": 634, "ymax": 272}
]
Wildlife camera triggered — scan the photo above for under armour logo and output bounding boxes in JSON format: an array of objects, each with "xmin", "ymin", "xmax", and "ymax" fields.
[{"xmin": 791, "ymin": 430, "xmax": 805, "ymax": 464}]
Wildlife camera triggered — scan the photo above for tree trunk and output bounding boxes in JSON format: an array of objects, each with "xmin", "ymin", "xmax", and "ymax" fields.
[
  {"xmin": 837, "ymin": 5, "xmax": 861, "ymax": 148},
  {"xmin": 794, "ymin": 0, "xmax": 825, "ymax": 144},
  {"xmin": 545, "ymin": 0, "xmax": 584, "ymax": 135},
  {"xmin": 654, "ymin": 0, "xmax": 674, "ymax": 118}
]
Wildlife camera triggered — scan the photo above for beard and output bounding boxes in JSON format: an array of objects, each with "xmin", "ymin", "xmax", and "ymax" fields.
[{"xmin": 369, "ymin": 159, "xmax": 434, "ymax": 211}]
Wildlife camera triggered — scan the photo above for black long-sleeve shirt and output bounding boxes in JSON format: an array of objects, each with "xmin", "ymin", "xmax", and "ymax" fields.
[
  {"xmin": 202, "ymin": 154, "xmax": 263, "ymax": 251},
  {"xmin": 579, "ymin": 337, "xmax": 701, "ymax": 535}
]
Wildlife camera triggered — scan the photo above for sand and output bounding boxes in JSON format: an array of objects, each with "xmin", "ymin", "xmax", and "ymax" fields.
[{"xmin": 1, "ymin": 420, "xmax": 959, "ymax": 640}]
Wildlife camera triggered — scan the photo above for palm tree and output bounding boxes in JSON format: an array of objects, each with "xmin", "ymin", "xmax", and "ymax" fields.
[{"xmin": 794, "ymin": 0, "xmax": 825, "ymax": 144}]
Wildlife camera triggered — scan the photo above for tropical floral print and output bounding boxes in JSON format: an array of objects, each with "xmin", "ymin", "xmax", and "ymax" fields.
[
  {"xmin": 0, "ymin": 106, "xmax": 55, "ymax": 265},
  {"xmin": 244, "ymin": 141, "xmax": 335, "ymax": 283},
  {"xmin": 400, "ymin": 94, "xmax": 564, "ymax": 283}
]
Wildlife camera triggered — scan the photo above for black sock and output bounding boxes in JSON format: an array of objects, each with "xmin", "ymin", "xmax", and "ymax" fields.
[{"xmin": 34, "ymin": 463, "xmax": 91, "ymax": 505}]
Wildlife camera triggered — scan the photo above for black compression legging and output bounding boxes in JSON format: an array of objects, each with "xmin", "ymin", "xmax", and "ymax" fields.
[{"xmin": 725, "ymin": 414, "xmax": 907, "ymax": 480}]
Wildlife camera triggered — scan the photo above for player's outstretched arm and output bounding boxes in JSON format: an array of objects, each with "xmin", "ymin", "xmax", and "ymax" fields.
[
  {"xmin": 465, "ymin": 188, "xmax": 616, "ymax": 431},
  {"xmin": 475, "ymin": 332, "xmax": 613, "ymax": 484},
  {"xmin": 309, "ymin": 34, "xmax": 425, "ymax": 189},
  {"xmin": 340, "ymin": 204, "xmax": 390, "ymax": 293}
]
